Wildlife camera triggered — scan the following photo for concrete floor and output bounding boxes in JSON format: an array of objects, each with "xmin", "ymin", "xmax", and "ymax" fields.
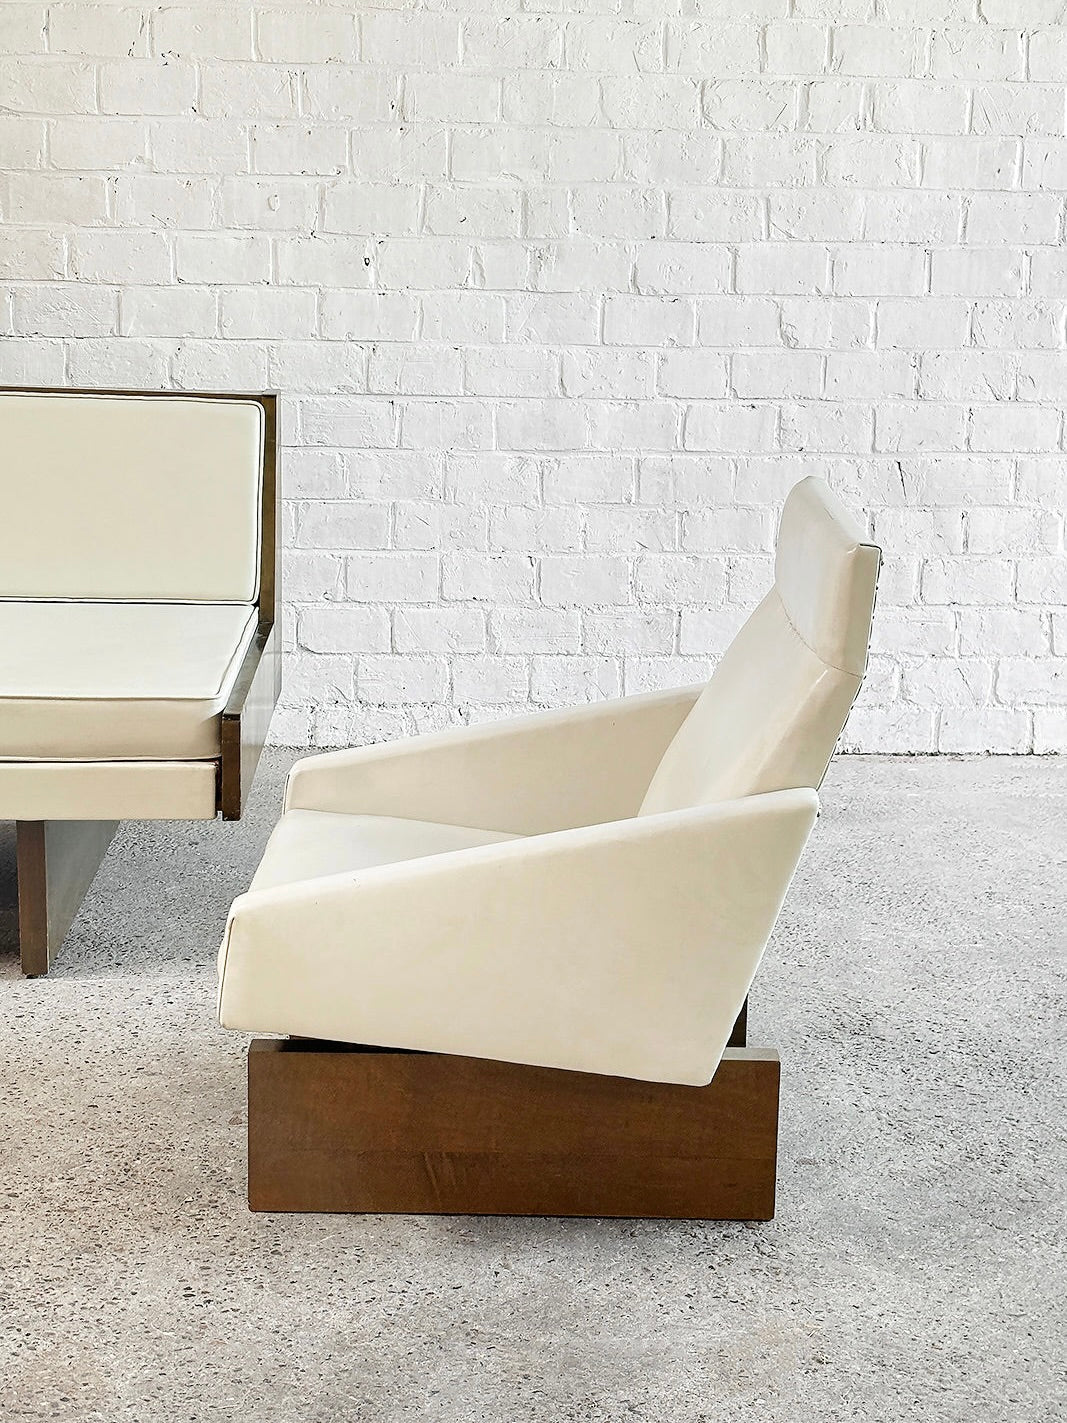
[{"xmin": 0, "ymin": 751, "xmax": 1064, "ymax": 1423}]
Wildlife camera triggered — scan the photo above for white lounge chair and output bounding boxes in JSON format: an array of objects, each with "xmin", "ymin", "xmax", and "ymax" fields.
[{"xmin": 219, "ymin": 477, "xmax": 879, "ymax": 1219}]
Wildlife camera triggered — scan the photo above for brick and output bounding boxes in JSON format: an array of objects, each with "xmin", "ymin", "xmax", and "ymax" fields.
[
  {"xmin": 14, "ymin": 284, "xmax": 117, "ymax": 337},
  {"xmin": 967, "ymin": 193, "xmax": 1062, "ymax": 245},
  {"xmin": 656, "ymin": 350, "xmax": 729, "ymax": 400},
  {"xmin": 68, "ymin": 337, "xmax": 170, "ymax": 388},
  {"xmin": 153, "ymin": 8, "xmax": 254, "ymax": 61},
  {"xmin": 395, "ymin": 608, "xmax": 486, "ymax": 655},
  {"xmin": 0, "ymin": 229, "xmax": 66, "ymax": 281},
  {"xmin": 347, "ymin": 553, "xmax": 439, "ymax": 604},
  {"xmin": 114, "ymin": 173, "xmax": 216, "ymax": 228},
  {"xmin": 698, "ymin": 296, "xmax": 782, "ymax": 347},
  {"xmin": 452, "ymin": 656, "xmax": 528, "ymax": 704},
  {"xmin": 918, "ymin": 352, "xmax": 1014, "ymax": 402},
  {"xmin": 972, "ymin": 84, "xmax": 1064, "ymax": 137},
  {"xmin": 970, "ymin": 404, "xmax": 1061, "ymax": 453},
  {"xmin": 394, "ymin": 502, "xmax": 486, "ymax": 551},
  {"xmin": 252, "ymin": 123, "xmax": 347, "ymax": 176},
  {"xmin": 424, "ymin": 185, "xmax": 523, "ymax": 239},
  {"xmin": 824, "ymin": 135, "xmax": 922, "ymax": 187},
  {"xmin": 372, "ymin": 344, "xmax": 464, "ymax": 397},
  {"xmin": 303, "ymin": 66, "xmax": 395, "ymax": 122},
  {"xmin": 72, "ymin": 231, "xmax": 170, "ymax": 285},
  {"xmin": 490, "ymin": 507, "xmax": 581, "ymax": 554},
  {"xmin": 876, "ymin": 299, "xmax": 971, "ymax": 349},
  {"xmin": 922, "ymin": 137, "xmax": 1019, "ymax": 191},
  {"xmin": 0, "ymin": 58, "xmax": 95, "ymax": 114},
  {"xmin": 871, "ymin": 81, "xmax": 970, "ymax": 135},
  {"xmin": 298, "ymin": 397, "xmax": 397, "ymax": 449},
  {"xmin": 175, "ymin": 234, "xmax": 270, "ymax": 285},
  {"xmin": 531, "ymin": 656, "xmax": 621, "ymax": 705},
  {"xmin": 704, "ymin": 80, "xmax": 797, "ymax": 131},
  {"xmin": 258, "ymin": 10, "xmax": 357, "ymax": 63},
  {"xmin": 100, "ymin": 59, "xmax": 196, "ymax": 115},
  {"xmin": 783, "ymin": 300, "xmax": 874, "ymax": 355},
  {"xmin": 780, "ymin": 401, "xmax": 872, "ymax": 452},
  {"xmin": 401, "ymin": 400, "xmax": 493, "ymax": 451},
  {"xmin": 324, "ymin": 182, "xmax": 420, "ymax": 237},
  {"xmin": 684, "ymin": 403, "xmax": 777, "ymax": 453},
  {"xmin": 603, "ymin": 295, "xmax": 695, "ymax": 347},
  {"xmin": 875, "ymin": 403, "xmax": 968, "ymax": 453},
  {"xmin": 442, "ymin": 554, "xmax": 535, "ymax": 603},
  {"xmin": 972, "ymin": 300, "xmax": 1062, "ymax": 349},
  {"xmin": 463, "ymin": 16, "xmax": 562, "ymax": 70},
  {"xmin": 221, "ymin": 177, "xmax": 316, "ymax": 232},
  {"xmin": 931, "ymin": 28, "xmax": 1025, "ymax": 81},
  {"xmin": 922, "ymin": 557, "xmax": 1015, "ymax": 605},
  {"xmin": 299, "ymin": 607, "xmax": 390, "ymax": 654},
  {"xmin": 321, "ymin": 292, "xmax": 418, "ymax": 342},
  {"xmin": 51, "ymin": 5, "xmax": 148, "ymax": 57},
  {"xmin": 736, "ymin": 244, "xmax": 830, "ymax": 296},
  {"xmin": 586, "ymin": 507, "xmax": 676, "ymax": 554},
  {"xmin": 733, "ymin": 351, "xmax": 822, "ymax": 399},
  {"xmin": 1029, "ymin": 27, "xmax": 1067, "ymax": 81},
  {"xmin": 930, "ymin": 249, "xmax": 1025, "ymax": 298},
  {"xmin": 834, "ymin": 247, "xmax": 926, "ymax": 297},
  {"xmin": 151, "ymin": 119, "xmax": 251, "ymax": 174},
  {"xmin": 831, "ymin": 27, "xmax": 923, "ymax": 77}
]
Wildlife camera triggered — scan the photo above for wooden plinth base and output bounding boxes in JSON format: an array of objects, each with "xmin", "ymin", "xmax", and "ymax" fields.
[
  {"xmin": 247, "ymin": 1040, "xmax": 780, "ymax": 1220},
  {"xmin": 16, "ymin": 819, "xmax": 118, "ymax": 976}
]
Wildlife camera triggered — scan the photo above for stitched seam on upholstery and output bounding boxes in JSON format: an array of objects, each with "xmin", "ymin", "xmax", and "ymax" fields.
[{"xmin": 772, "ymin": 583, "xmax": 863, "ymax": 678}]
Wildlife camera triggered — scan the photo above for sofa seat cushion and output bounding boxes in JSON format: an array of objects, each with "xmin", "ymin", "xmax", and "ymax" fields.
[
  {"xmin": 0, "ymin": 600, "xmax": 257, "ymax": 760},
  {"xmin": 249, "ymin": 809, "xmax": 521, "ymax": 893}
]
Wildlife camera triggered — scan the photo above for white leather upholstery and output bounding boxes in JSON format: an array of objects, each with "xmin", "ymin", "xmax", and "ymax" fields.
[
  {"xmin": 639, "ymin": 476, "xmax": 879, "ymax": 814},
  {"xmin": 0, "ymin": 601, "xmax": 256, "ymax": 759},
  {"xmin": 0, "ymin": 392, "xmax": 263, "ymax": 602},
  {"xmin": 775, "ymin": 476, "xmax": 877, "ymax": 677},
  {"xmin": 218, "ymin": 477, "xmax": 879, "ymax": 1087},
  {"xmin": 0, "ymin": 760, "xmax": 219, "ymax": 820},
  {"xmin": 283, "ymin": 685, "xmax": 701, "ymax": 834},
  {"xmin": 250, "ymin": 810, "xmax": 519, "ymax": 893},
  {"xmin": 219, "ymin": 789, "xmax": 818, "ymax": 1086}
]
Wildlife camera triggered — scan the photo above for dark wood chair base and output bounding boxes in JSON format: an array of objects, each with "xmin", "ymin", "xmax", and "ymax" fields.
[
  {"xmin": 247, "ymin": 1039, "xmax": 780, "ymax": 1220},
  {"xmin": 16, "ymin": 819, "xmax": 117, "ymax": 976}
]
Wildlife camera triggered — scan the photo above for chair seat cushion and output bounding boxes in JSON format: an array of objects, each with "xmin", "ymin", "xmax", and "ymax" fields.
[
  {"xmin": 0, "ymin": 600, "xmax": 257, "ymax": 760},
  {"xmin": 249, "ymin": 809, "xmax": 521, "ymax": 893}
]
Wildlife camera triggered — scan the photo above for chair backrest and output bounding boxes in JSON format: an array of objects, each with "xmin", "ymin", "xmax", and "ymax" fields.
[
  {"xmin": 639, "ymin": 477, "xmax": 880, "ymax": 816},
  {"xmin": 0, "ymin": 389, "xmax": 266, "ymax": 603}
]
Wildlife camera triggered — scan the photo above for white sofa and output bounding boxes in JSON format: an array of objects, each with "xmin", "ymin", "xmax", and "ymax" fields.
[
  {"xmin": 219, "ymin": 477, "xmax": 881, "ymax": 1218},
  {"xmin": 0, "ymin": 388, "xmax": 280, "ymax": 974}
]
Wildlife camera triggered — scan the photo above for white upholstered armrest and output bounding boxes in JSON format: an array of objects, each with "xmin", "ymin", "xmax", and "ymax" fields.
[
  {"xmin": 218, "ymin": 787, "xmax": 818, "ymax": 1085},
  {"xmin": 283, "ymin": 685, "xmax": 703, "ymax": 834}
]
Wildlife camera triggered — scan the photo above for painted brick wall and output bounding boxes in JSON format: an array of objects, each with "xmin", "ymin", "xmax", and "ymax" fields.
[{"xmin": 1, "ymin": 1, "xmax": 1065, "ymax": 753}]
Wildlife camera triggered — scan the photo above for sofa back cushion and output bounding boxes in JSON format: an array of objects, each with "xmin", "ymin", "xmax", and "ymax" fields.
[
  {"xmin": 639, "ymin": 477, "xmax": 880, "ymax": 815},
  {"xmin": 0, "ymin": 391, "xmax": 264, "ymax": 602}
]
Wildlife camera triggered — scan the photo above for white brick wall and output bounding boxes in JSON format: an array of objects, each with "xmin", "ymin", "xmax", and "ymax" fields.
[{"xmin": 1, "ymin": 1, "xmax": 1065, "ymax": 753}]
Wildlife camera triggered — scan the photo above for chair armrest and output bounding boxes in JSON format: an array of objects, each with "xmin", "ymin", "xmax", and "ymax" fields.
[
  {"xmin": 282, "ymin": 685, "xmax": 702, "ymax": 834},
  {"xmin": 218, "ymin": 787, "xmax": 818, "ymax": 1085}
]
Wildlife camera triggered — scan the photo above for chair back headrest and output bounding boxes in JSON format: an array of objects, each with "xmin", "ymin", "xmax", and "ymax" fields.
[
  {"xmin": 638, "ymin": 477, "xmax": 880, "ymax": 816},
  {"xmin": 774, "ymin": 476, "xmax": 878, "ymax": 677}
]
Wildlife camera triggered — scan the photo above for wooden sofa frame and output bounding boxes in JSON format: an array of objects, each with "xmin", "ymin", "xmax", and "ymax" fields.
[{"xmin": 4, "ymin": 387, "xmax": 281, "ymax": 976}]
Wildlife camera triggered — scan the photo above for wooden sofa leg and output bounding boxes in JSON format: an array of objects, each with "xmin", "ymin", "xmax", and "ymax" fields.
[
  {"xmin": 16, "ymin": 820, "xmax": 118, "ymax": 976},
  {"xmin": 247, "ymin": 1041, "xmax": 781, "ymax": 1220}
]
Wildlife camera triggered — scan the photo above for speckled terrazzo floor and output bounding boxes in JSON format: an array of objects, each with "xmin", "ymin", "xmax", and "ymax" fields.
[{"xmin": 0, "ymin": 752, "xmax": 1064, "ymax": 1423}]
